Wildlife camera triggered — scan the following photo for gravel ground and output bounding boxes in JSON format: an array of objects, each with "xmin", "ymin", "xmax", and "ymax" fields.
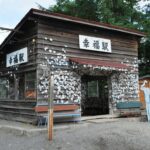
[{"xmin": 0, "ymin": 119, "xmax": 150, "ymax": 150}]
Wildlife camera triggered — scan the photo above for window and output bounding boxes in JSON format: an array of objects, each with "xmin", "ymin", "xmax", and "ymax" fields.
[
  {"xmin": 0, "ymin": 78, "xmax": 8, "ymax": 99},
  {"xmin": 9, "ymin": 76, "xmax": 15, "ymax": 99},
  {"xmin": 18, "ymin": 74, "xmax": 25, "ymax": 100},
  {"xmin": 0, "ymin": 72, "xmax": 36, "ymax": 100},
  {"xmin": 25, "ymin": 72, "xmax": 36, "ymax": 99},
  {"xmin": 88, "ymin": 80, "xmax": 99, "ymax": 97},
  {"xmin": 0, "ymin": 76, "xmax": 16, "ymax": 100}
]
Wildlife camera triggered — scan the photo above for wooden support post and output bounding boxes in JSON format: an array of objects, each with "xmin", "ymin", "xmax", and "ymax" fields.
[
  {"xmin": 48, "ymin": 108, "xmax": 53, "ymax": 140},
  {"xmin": 48, "ymin": 75, "xmax": 54, "ymax": 141},
  {"xmin": 14, "ymin": 74, "xmax": 18, "ymax": 100}
]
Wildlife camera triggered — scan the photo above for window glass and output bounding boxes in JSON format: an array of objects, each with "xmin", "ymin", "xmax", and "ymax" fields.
[
  {"xmin": 18, "ymin": 75, "xmax": 25, "ymax": 100},
  {"xmin": 0, "ymin": 72, "xmax": 36, "ymax": 100},
  {"xmin": 25, "ymin": 72, "xmax": 36, "ymax": 99},
  {"xmin": 88, "ymin": 80, "xmax": 99, "ymax": 97},
  {"xmin": 26, "ymin": 72, "xmax": 36, "ymax": 79},
  {"xmin": 8, "ymin": 76, "xmax": 15, "ymax": 99},
  {"xmin": 0, "ymin": 78, "xmax": 8, "ymax": 99}
]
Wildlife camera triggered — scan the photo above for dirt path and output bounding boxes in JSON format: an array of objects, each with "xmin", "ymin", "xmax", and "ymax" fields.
[{"xmin": 0, "ymin": 119, "xmax": 150, "ymax": 150}]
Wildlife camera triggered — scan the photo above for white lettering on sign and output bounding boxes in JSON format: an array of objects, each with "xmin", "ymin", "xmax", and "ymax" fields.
[
  {"xmin": 79, "ymin": 35, "xmax": 111, "ymax": 53},
  {"xmin": 6, "ymin": 47, "xmax": 28, "ymax": 67}
]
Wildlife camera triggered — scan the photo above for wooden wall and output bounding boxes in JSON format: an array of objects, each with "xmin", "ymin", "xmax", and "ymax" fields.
[
  {"xmin": 0, "ymin": 20, "xmax": 38, "ymax": 73},
  {"xmin": 35, "ymin": 17, "xmax": 139, "ymax": 120},
  {"xmin": 36, "ymin": 18, "xmax": 138, "ymax": 64},
  {"xmin": 0, "ymin": 20, "xmax": 38, "ymax": 123},
  {"xmin": 0, "ymin": 15, "xmax": 140, "ymax": 123}
]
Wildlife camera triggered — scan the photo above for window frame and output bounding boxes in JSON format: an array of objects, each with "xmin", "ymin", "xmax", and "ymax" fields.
[
  {"xmin": 87, "ymin": 80, "xmax": 99, "ymax": 98},
  {"xmin": 0, "ymin": 77, "xmax": 9, "ymax": 99},
  {"xmin": 25, "ymin": 71, "xmax": 37, "ymax": 100}
]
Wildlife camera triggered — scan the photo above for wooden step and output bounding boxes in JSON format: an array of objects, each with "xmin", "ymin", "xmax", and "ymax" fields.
[
  {"xmin": 0, "ymin": 100, "xmax": 36, "ymax": 108},
  {"xmin": 0, "ymin": 110, "xmax": 37, "ymax": 124},
  {"xmin": 0, "ymin": 100, "xmax": 37, "ymax": 124},
  {"xmin": 0, "ymin": 105, "xmax": 35, "ymax": 114}
]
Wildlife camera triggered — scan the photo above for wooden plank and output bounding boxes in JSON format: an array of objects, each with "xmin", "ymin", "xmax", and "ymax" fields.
[
  {"xmin": 38, "ymin": 22, "xmax": 137, "ymax": 42},
  {"xmin": 36, "ymin": 20, "xmax": 138, "ymax": 63},
  {"xmin": 37, "ymin": 21, "xmax": 138, "ymax": 64},
  {"xmin": 116, "ymin": 101, "xmax": 142, "ymax": 109},
  {"xmin": 54, "ymin": 113, "xmax": 81, "ymax": 118},
  {"xmin": 0, "ymin": 112, "xmax": 37, "ymax": 124},
  {"xmin": 117, "ymin": 108, "xmax": 141, "ymax": 117},
  {"xmin": 0, "ymin": 105, "xmax": 34, "ymax": 110},
  {"xmin": 36, "ymin": 48, "xmax": 137, "ymax": 65},
  {"xmin": 36, "ymin": 39, "xmax": 137, "ymax": 55},
  {"xmin": 34, "ymin": 104, "xmax": 80, "ymax": 112},
  {"xmin": 37, "ymin": 33, "xmax": 137, "ymax": 49},
  {"xmin": 54, "ymin": 105, "xmax": 79, "ymax": 111},
  {"xmin": 37, "ymin": 33, "xmax": 138, "ymax": 51},
  {"xmin": 36, "ymin": 52, "xmax": 136, "ymax": 66},
  {"xmin": 0, "ymin": 100, "xmax": 36, "ymax": 107},
  {"xmin": 0, "ymin": 109, "xmax": 36, "ymax": 116}
]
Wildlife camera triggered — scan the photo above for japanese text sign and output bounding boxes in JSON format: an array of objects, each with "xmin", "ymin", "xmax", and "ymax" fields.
[
  {"xmin": 79, "ymin": 35, "xmax": 111, "ymax": 53},
  {"xmin": 6, "ymin": 48, "xmax": 28, "ymax": 67}
]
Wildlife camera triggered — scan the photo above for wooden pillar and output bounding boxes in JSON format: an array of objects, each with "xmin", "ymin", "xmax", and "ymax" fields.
[
  {"xmin": 14, "ymin": 74, "xmax": 18, "ymax": 100},
  {"xmin": 48, "ymin": 75, "xmax": 54, "ymax": 141}
]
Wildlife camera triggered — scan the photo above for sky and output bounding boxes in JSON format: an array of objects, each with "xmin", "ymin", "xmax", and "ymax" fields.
[
  {"xmin": 0, "ymin": 0, "xmax": 56, "ymax": 44},
  {"xmin": 0, "ymin": 0, "xmax": 149, "ymax": 45}
]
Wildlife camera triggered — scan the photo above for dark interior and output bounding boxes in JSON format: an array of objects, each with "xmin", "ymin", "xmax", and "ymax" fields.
[{"xmin": 81, "ymin": 75, "xmax": 109, "ymax": 116}]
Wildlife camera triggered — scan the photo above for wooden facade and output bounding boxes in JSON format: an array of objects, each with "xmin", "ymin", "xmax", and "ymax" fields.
[{"xmin": 0, "ymin": 9, "xmax": 145, "ymax": 124}]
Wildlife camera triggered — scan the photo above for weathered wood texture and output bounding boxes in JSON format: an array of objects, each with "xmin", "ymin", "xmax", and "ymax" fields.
[
  {"xmin": 35, "ymin": 18, "xmax": 139, "ymax": 121},
  {"xmin": 117, "ymin": 108, "xmax": 141, "ymax": 117},
  {"xmin": 0, "ymin": 16, "xmax": 140, "ymax": 123},
  {"xmin": 0, "ymin": 21, "xmax": 38, "ymax": 123},
  {"xmin": 0, "ymin": 100, "xmax": 37, "ymax": 123},
  {"xmin": 36, "ymin": 20, "xmax": 138, "ymax": 64},
  {"xmin": 0, "ymin": 21, "xmax": 38, "ymax": 73},
  {"xmin": 34, "ymin": 104, "xmax": 80, "ymax": 112}
]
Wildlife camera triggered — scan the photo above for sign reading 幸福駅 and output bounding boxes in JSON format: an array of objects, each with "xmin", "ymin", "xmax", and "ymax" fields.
[
  {"xmin": 79, "ymin": 35, "xmax": 111, "ymax": 53},
  {"xmin": 6, "ymin": 48, "xmax": 28, "ymax": 67}
]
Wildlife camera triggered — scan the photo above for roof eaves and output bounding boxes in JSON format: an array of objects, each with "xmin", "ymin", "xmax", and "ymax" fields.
[
  {"xmin": 0, "ymin": 8, "xmax": 145, "ymax": 50},
  {"xmin": 32, "ymin": 9, "xmax": 145, "ymax": 37},
  {"xmin": 0, "ymin": 9, "xmax": 33, "ymax": 50}
]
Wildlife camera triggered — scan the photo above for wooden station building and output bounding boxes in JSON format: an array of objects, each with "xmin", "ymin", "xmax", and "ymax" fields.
[{"xmin": 0, "ymin": 9, "xmax": 145, "ymax": 123}]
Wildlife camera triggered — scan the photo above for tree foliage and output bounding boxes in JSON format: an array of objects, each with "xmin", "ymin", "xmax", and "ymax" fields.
[
  {"xmin": 138, "ymin": 3, "xmax": 150, "ymax": 76},
  {"xmin": 41, "ymin": 0, "xmax": 150, "ymax": 76},
  {"xmin": 48, "ymin": 0, "xmax": 98, "ymax": 21}
]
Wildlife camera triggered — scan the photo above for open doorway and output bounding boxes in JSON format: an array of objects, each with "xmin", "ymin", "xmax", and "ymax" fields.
[{"xmin": 81, "ymin": 75, "xmax": 109, "ymax": 116}]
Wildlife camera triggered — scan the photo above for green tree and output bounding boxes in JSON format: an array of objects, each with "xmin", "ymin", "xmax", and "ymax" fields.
[
  {"xmin": 48, "ymin": 0, "xmax": 98, "ymax": 21},
  {"xmin": 49, "ymin": 0, "xmax": 142, "ymax": 28},
  {"xmin": 97, "ymin": 0, "xmax": 143, "ymax": 29},
  {"xmin": 138, "ymin": 3, "xmax": 150, "ymax": 76}
]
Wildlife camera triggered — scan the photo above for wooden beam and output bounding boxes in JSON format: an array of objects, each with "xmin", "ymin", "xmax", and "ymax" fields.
[
  {"xmin": 0, "ymin": 27, "xmax": 21, "ymax": 33},
  {"xmin": 34, "ymin": 104, "xmax": 80, "ymax": 112},
  {"xmin": 48, "ymin": 75, "xmax": 54, "ymax": 141}
]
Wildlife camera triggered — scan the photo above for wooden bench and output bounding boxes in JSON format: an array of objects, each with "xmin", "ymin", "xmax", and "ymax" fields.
[{"xmin": 116, "ymin": 101, "xmax": 142, "ymax": 117}]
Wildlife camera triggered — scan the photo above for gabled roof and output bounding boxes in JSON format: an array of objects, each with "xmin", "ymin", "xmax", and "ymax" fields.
[
  {"xmin": 0, "ymin": 8, "xmax": 145, "ymax": 50},
  {"xmin": 32, "ymin": 9, "xmax": 145, "ymax": 36}
]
